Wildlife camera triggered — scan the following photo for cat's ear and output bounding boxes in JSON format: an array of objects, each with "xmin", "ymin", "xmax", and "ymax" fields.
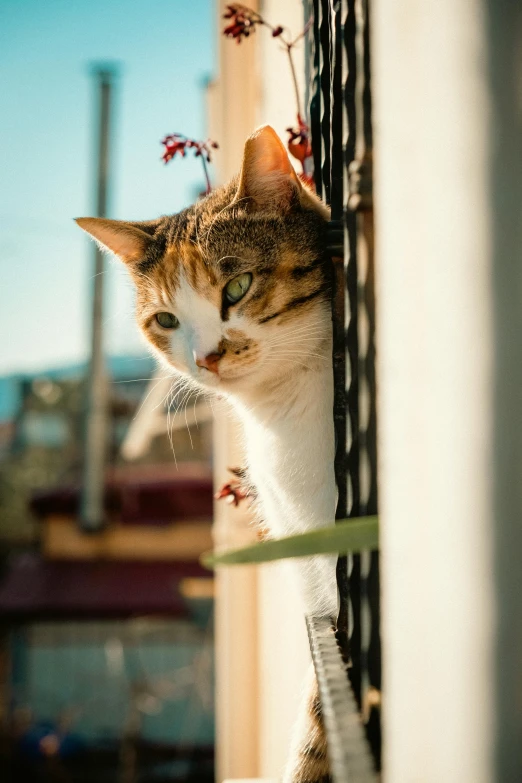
[
  {"xmin": 75, "ymin": 217, "xmax": 154, "ymax": 264},
  {"xmin": 235, "ymin": 125, "xmax": 303, "ymax": 211}
]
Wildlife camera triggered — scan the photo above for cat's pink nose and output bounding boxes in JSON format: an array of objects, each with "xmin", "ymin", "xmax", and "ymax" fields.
[{"xmin": 194, "ymin": 351, "xmax": 223, "ymax": 374}]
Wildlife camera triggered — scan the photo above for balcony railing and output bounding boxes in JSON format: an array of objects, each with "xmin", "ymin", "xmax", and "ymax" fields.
[{"xmin": 305, "ymin": 0, "xmax": 381, "ymax": 778}]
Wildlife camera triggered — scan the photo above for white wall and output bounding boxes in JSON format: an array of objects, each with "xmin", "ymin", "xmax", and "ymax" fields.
[
  {"xmin": 258, "ymin": 0, "xmax": 306, "ymax": 140},
  {"xmin": 372, "ymin": 0, "xmax": 522, "ymax": 779}
]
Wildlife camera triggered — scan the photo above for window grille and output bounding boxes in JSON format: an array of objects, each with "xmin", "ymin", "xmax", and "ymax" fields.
[{"xmin": 305, "ymin": 0, "xmax": 381, "ymax": 778}]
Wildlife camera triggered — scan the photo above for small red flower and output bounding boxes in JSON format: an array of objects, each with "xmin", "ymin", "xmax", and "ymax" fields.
[
  {"xmin": 221, "ymin": 6, "xmax": 314, "ymax": 185},
  {"xmin": 215, "ymin": 481, "xmax": 248, "ymax": 507},
  {"xmin": 161, "ymin": 134, "xmax": 218, "ymax": 165},
  {"xmin": 223, "ymin": 4, "xmax": 261, "ymax": 43},
  {"xmin": 215, "ymin": 466, "xmax": 254, "ymax": 507},
  {"xmin": 160, "ymin": 134, "xmax": 187, "ymax": 164},
  {"xmin": 286, "ymin": 114, "xmax": 312, "ymax": 165},
  {"xmin": 160, "ymin": 134, "xmax": 219, "ymax": 194}
]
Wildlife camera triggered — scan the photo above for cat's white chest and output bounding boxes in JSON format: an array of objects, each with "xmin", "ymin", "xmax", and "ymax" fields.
[
  {"xmin": 238, "ymin": 369, "xmax": 336, "ymax": 538},
  {"xmin": 236, "ymin": 368, "xmax": 338, "ymax": 616}
]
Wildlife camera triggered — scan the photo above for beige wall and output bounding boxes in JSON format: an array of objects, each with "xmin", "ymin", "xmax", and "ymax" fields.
[
  {"xmin": 255, "ymin": 1, "xmax": 311, "ymax": 779},
  {"xmin": 208, "ymin": 1, "xmax": 312, "ymax": 780},
  {"xmin": 208, "ymin": 4, "xmax": 261, "ymax": 780},
  {"xmin": 207, "ymin": 0, "xmax": 261, "ymax": 183},
  {"xmin": 42, "ymin": 516, "xmax": 212, "ymax": 560}
]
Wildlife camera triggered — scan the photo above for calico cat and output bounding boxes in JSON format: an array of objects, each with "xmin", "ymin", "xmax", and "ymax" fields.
[{"xmin": 76, "ymin": 125, "xmax": 336, "ymax": 782}]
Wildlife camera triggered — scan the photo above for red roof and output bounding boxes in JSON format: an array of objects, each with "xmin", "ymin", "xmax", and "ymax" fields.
[
  {"xmin": 0, "ymin": 553, "xmax": 209, "ymax": 620},
  {"xmin": 30, "ymin": 463, "xmax": 213, "ymax": 526}
]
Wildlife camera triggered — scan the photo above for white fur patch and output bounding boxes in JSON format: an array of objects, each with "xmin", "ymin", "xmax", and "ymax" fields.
[{"xmin": 173, "ymin": 272, "xmax": 223, "ymax": 365}]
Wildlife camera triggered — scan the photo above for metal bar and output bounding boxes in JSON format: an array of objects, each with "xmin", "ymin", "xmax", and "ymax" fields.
[
  {"xmin": 306, "ymin": 616, "xmax": 377, "ymax": 783},
  {"xmin": 332, "ymin": 251, "xmax": 350, "ymax": 655},
  {"xmin": 329, "ymin": 0, "xmax": 350, "ymax": 661},
  {"xmin": 365, "ymin": 550, "xmax": 381, "ymax": 765},
  {"xmin": 350, "ymin": 0, "xmax": 381, "ymax": 760},
  {"xmin": 341, "ymin": 0, "xmax": 363, "ymax": 707},
  {"xmin": 309, "ymin": 0, "xmax": 382, "ymax": 775},
  {"xmin": 319, "ymin": 0, "xmax": 332, "ymax": 203},
  {"xmin": 330, "ymin": 0, "xmax": 344, "ymax": 216},
  {"xmin": 81, "ymin": 66, "xmax": 117, "ymax": 532},
  {"xmin": 344, "ymin": 1, "xmax": 359, "ymax": 516},
  {"xmin": 307, "ymin": 0, "xmax": 322, "ymax": 194},
  {"xmin": 361, "ymin": 0, "xmax": 373, "ymax": 152}
]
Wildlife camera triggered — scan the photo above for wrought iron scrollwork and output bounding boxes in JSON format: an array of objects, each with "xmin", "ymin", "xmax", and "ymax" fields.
[{"xmin": 306, "ymin": 0, "xmax": 381, "ymax": 776}]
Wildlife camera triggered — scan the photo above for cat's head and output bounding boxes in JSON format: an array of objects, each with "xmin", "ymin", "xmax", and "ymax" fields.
[{"xmin": 76, "ymin": 126, "xmax": 331, "ymax": 397}]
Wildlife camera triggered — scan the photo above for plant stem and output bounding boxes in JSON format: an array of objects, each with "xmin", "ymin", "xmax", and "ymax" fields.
[
  {"xmin": 285, "ymin": 43, "xmax": 302, "ymax": 119},
  {"xmin": 256, "ymin": 13, "xmax": 304, "ymax": 121},
  {"xmin": 200, "ymin": 155, "xmax": 211, "ymax": 194}
]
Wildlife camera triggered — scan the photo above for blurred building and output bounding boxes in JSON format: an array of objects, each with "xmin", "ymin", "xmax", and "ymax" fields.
[
  {"xmin": 0, "ymin": 357, "xmax": 215, "ymax": 782},
  {"xmin": 0, "ymin": 357, "xmax": 212, "ymax": 542}
]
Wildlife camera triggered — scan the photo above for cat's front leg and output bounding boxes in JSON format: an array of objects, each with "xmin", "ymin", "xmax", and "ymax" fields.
[
  {"xmin": 214, "ymin": 466, "xmax": 255, "ymax": 507},
  {"xmin": 241, "ymin": 379, "xmax": 337, "ymax": 614}
]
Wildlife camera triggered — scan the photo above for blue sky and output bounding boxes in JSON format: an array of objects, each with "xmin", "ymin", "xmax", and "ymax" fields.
[{"xmin": 0, "ymin": 0, "xmax": 214, "ymax": 375}]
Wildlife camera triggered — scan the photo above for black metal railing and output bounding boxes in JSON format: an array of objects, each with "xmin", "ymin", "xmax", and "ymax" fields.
[{"xmin": 305, "ymin": 0, "xmax": 381, "ymax": 777}]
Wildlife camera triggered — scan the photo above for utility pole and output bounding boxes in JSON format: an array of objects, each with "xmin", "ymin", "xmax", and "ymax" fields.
[{"xmin": 80, "ymin": 65, "xmax": 118, "ymax": 532}]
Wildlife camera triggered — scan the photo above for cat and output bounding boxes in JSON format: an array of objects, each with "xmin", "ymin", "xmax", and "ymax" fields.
[{"xmin": 76, "ymin": 125, "xmax": 337, "ymax": 782}]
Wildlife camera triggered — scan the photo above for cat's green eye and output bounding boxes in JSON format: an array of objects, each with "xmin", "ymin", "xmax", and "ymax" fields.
[
  {"xmin": 155, "ymin": 312, "xmax": 179, "ymax": 329},
  {"xmin": 224, "ymin": 273, "xmax": 252, "ymax": 305}
]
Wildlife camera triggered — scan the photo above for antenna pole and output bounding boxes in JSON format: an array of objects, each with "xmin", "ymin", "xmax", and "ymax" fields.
[{"xmin": 80, "ymin": 65, "xmax": 117, "ymax": 531}]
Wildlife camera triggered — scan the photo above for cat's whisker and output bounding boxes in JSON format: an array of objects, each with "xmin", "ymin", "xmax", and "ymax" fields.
[
  {"xmin": 266, "ymin": 329, "xmax": 330, "ymax": 342},
  {"xmin": 266, "ymin": 335, "xmax": 330, "ymax": 349},
  {"xmin": 165, "ymin": 386, "xmax": 178, "ymax": 470},
  {"xmin": 265, "ymin": 338, "xmax": 330, "ymax": 353},
  {"xmin": 191, "ymin": 199, "xmax": 206, "ymax": 258},
  {"xmin": 88, "ymin": 270, "xmax": 109, "ymax": 281},
  {"xmin": 132, "ymin": 375, "xmax": 175, "ymax": 422},
  {"xmin": 150, "ymin": 378, "xmax": 180, "ymax": 414},
  {"xmin": 207, "ymin": 394, "xmax": 216, "ymax": 417},
  {"xmin": 269, "ymin": 357, "xmax": 327, "ymax": 366},
  {"xmin": 165, "ymin": 378, "xmax": 196, "ymax": 460},
  {"xmin": 260, "ymin": 357, "xmax": 323, "ymax": 374},
  {"xmin": 261, "ymin": 355, "xmax": 314, "ymax": 373},
  {"xmin": 267, "ymin": 326, "xmax": 330, "ymax": 337},
  {"xmin": 265, "ymin": 327, "xmax": 331, "ymax": 345},
  {"xmin": 179, "ymin": 387, "xmax": 195, "ymax": 449},
  {"xmin": 265, "ymin": 342, "xmax": 328, "ymax": 355},
  {"xmin": 120, "ymin": 355, "xmax": 158, "ymax": 362},
  {"xmin": 269, "ymin": 320, "xmax": 330, "ymax": 334},
  {"xmin": 266, "ymin": 349, "xmax": 329, "ymax": 362},
  {"xmin": 164, "ymin": 380, "xmax": 188, "ymax": 450},
  {"xmin": 167, "ymin": 378, "xmax": 192, "ymax": 413},
  {"xmin": 269, "ymin": 345, "xmax": 330, "ymax": 356},
  {"xmin": 202, "ymin": 202, "xmax": 230, "ymax": 257},
  {"xmin": 216, "ymin": 253, "xmax": 251, "ymax": 267},
  {"xmin": 102, "ymin": 307, "xmax": 131, "ymax": 328},
  {"xmin": 274, "ymin": 357, "xmax": 312, "ymax": 370},
  {"xmin": 201, "ymin": 196, "xmax": 251, "ymax": 256},
  {"xmin": 268, "ymin": 320, "xmax": 331, "ymax": 335},
  {"xmin": 112, "ymin": 375, "xmax": 174, "ymax": 384},
  {"xmin": 192, "ymin": 392, "xmax": 200, "ymax": 430},
  {"xmin": 192, "ymin": 389, "xmax": 205, "ymax": 430}
]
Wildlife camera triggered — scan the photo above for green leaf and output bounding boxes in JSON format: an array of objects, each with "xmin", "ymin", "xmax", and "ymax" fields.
[{"xmin": 201, "ymin": 516, "xmax": 379, "ymax": 569}]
